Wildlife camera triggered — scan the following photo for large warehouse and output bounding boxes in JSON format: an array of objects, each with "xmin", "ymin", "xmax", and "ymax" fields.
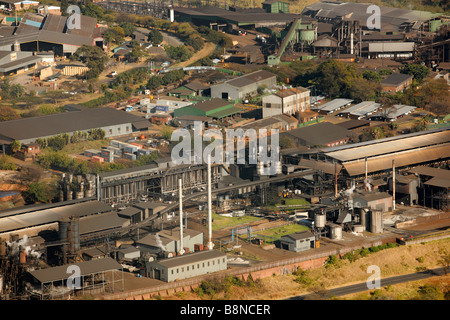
[
  {"xmin": 0, "ymin": 107, "xmax": 145, "ymax": 147},
  {"xmin": 210, "ymin": 70, "xmax": 277, "ymax": 101},
  {"xmin": 283, "ymin": 128, "xmax": 450, "ymax": 179},
  {"xmin": 0, "ymin": 12, "xmax": 104, "ymax": 56}
]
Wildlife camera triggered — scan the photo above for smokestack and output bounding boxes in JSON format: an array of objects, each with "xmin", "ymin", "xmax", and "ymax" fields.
[
  {"xmin": 334, "ymin": 162, "xmax": 338, "ymax": 198},
  {"xmin": 365, "ymin": 157, "xmax": 368, "ymax": 191},
  {"xmin": 207, "ymin": 155, "xmax": 214, "ymax": 250},
  {"xmin": 350, "ymin": 32, "xmax": 354, "ymax": 55},
  {"xmin": 392, "ymin": 159, "xmax": 396, "ymax": 211},
  {"xmin": 178, "ymin": 178, "xmax": 185, "ymax": 255}
]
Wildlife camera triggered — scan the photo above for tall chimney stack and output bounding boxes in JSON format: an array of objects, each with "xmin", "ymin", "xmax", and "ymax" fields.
[
  {"xmin": 207, "ymin": 155, "xmax": 214, "ymax": 250},
  {"xmin": 392, "ymin": 159, "xmax": 396, "ymax": 211},
  {"xmin": 178, "ymin": 178, "xmax": 185, "ymax": 255},
  {"xmin": 365, "ymin": 157, "xmax": 368, "ymax": 191}
]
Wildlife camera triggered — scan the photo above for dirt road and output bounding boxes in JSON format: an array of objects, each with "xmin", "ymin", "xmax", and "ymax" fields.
[{"xmin": 173, "ymin": 42, "xmax": 216, "ymax": 68}]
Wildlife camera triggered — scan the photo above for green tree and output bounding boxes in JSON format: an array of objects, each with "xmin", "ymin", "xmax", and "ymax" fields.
[
  {"xmin": 25, "ymin": 182, "xmax": 56, "ymax": 204},
  {"xmin": 148, "ymin": 29, "xmax": 163, "ymax": 45},
  {"xmin": 314, "ymin": 59, "xmax": 358, "ymax": 98},
  {"xmin": 400, "ymin": 64, "xmax": 430, "ymax": 84},
  {"xmin": 147, "ymin": 76, "xmax": 163, "ymax": 90},
  {"xmin": 10, "ymin": 140, "xmax": 21, "ymax": 153},
  {"xmin": 72, "ymin": 45, "xmax": 109, "ymax": 79},
  {"xmin": 119, "ymin": 22, "xmax": 136, "ymax": 37},
  {"xmin": 362, "ymin": 70, "xmax": 382, "ymax": 82},
  {"xmin": 81, "ymin": 0, "xmax": 104, "ymax": 20}
]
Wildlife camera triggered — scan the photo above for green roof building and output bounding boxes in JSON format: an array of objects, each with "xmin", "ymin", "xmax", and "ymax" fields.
[{"xmin": 173, "ymin": 98, "xmax": 243, "ymax": 121}]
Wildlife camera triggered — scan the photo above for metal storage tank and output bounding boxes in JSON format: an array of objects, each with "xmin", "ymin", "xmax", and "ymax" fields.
[
  {"xmin": 67, "ymin": 218, "xmax": 80, "ymax": 253},
  {"xmin": 370, "ymin": 210, "xmax": 383, "ymax": 233},
  {"xmin": 314, "ymin": 213, "xmax": 326, "ymax": 229},
  {"xmin": 329, "ymin": 224, "xmax": 343, "ymax": 240}
]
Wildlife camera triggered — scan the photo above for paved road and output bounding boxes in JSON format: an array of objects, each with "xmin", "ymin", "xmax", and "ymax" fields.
[{"xmin": 287, "ymin": 267, "xmax": 446, "ymax": 300}]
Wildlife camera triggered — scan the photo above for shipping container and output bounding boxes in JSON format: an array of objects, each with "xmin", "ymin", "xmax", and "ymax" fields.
[{"xmin": 84, "ymin": 149, "xmax": 101, "ymax": 157}]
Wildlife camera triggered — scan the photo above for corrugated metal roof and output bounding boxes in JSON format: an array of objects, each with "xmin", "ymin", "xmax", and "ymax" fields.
[
  {"xmin": 369, "ymin": 42, "xmax": 415, "ymax": 53},
  {"xmin": 343, "ymin": 143, "xmax": 450, "ymax": 176},
  {"xmin": 29, "ymin": 257, "xmax": 122, "ymax": 284},
  {"xmin": 313, "ymin": 98, "xmax": 354, "ymax": 112},
  {"xmin": 325, "ymin": 129, "xmax": 450, "ymax": 162},
  {"xmin": 79, "ymin": 211, "xmax": 129, "ymax": 235},
  {"xmin": 0, "ymin": 107, "xmax": 143, "ymax": 141},
  {"xmin": 424, "ymin": 177, "xmax": 450, "ymax": 188},
  {"xmin": 0, "ymin": 201, "xmax": 113, "ymax": 234},
  {"xmin": 153, "ymin": 250, "xmax": 226, "ymax": 268},
  {"xmin": 408, "ymin": 166, "xmax": 450, "ymax": 179}
]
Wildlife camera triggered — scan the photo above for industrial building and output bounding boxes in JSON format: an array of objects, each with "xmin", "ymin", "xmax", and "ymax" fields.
[
  {"xmin": 97, "ymin": 160, "xmax": 223, "ymax": 204},
  {"xmin": 282, "ymin": 128, "xmax": 450, "ymax": 181},
  {"xmin": 380, "ymin": 73, "xmax": 414, "ymax": 93},
  {"xmin": 0, "ymin": 12, "xmax": 104, "ymax": 56},
  {"xmin": 210, "ymin": 70, "xmax": 277, "ymax": 101},
  {"xmin": 352, "ymin": 191, "xmax": 393, "ymax": 213},
  {"xmin": 0, "ymin": 107, "xmax": 145, "ymax": 148},
  {"xmin": 173, "ymin": 98, "xmax": 243, "ymax": 121},
  {"xmin": 0, "ymin": 50, "xmax": 43, "ymax": 75},
  {"xmin": 282, "ymin": 122, "xmax": 351, "ymax": 147},
  {"xmin": 27, "ymin": 257, "xmax": 124, "ymax": 300},
  {"xmin": 280, "ymin": 231, "xmax": 315, "ymax": 252},
  {"xmin": 301, "ymin": 1, "xmax": 440, "ymax": 33},
  {"xmin": 407, "ymin": 166, "xmax": 450, "ymax": 211},
  {"xmin": 262, "ymin": 87, "xmax": 311, "ymax": 116},
  {"xmin": 136, "ymin": 227, "xmax": 203, "ymax": 256},
  {"xmin": 145, "ymin": 250, "xmax": 227, "ymax": 282}
]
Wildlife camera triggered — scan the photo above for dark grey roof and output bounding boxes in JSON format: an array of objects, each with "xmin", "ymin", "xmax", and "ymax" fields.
[
  {"xmin": 153, "ymin": 250, "xmax": 226, "ymax": 268},
  {"xmin": 225, "ymin": 70, "xmax": 276, "ymax": 88},
  {"xmin": 0, "ymin": 107, "xmax": 144, "ymax": 141},
  {"xmin": 282, "ymin": 231, "xmax": 315, "ymax": 241},
  {"xmin": 353, "ymin": 191, "xmax": 392, "ymax": 202},
  {"xmin": 79, "ymin": 211, "xmax": 129, "ymax": 235},
  {"xmin": 192, "ymin": 98, "xmax": 231, "ymax": 112},
  {"xmin": 185, "ymin": 81, "xmax": 209, "ymax": 91},
  {"xmin": 28, "ymin": 258, "xmax": 122, "ymax": 284},
  {"xmin": 381, "ymin": 73, "xmax": 413, "ymax": 86},
  {"xmin": 283, "ymin": 122, "xmax": 350, "ymax": 146},
  {"xmin": 118, "ymin": 207, "xmax": 142, "ymax": 217},
  {"xmin": 132, "ymin": 202, "xmax": 168, "ymax": 210}
]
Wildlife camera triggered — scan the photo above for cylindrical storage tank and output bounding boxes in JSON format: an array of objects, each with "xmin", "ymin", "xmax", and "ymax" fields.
[
  {"xmin": 67, "ymin": 218, "xmax": 80, "ymax": 253},
  {"xmin": 370, "ymin": 210, "xmax": 383, "ymax": 234},
  {"xmin": 59, "ymin": 219, "xmax": 70, "ymax": 254},
  {"xmin": 330, "ymin": 224, "xmax": 343, "ymax": 240},
  {"xmin": 314, "ymin": 213, "xmax": 326, "ymax": 229}
]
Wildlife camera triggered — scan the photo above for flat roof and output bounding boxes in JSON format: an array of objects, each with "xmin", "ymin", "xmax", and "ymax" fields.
[
  {"xmin": 29, "ymin": 257, "xmax": 122, "ymax": 284},
  {"xmin": 154, "ymin": 250, "xmax": 226, "ymax": 268},
  {"xmin": 284, "ymin": 122, "xmax": 350, "ymax": 146}
]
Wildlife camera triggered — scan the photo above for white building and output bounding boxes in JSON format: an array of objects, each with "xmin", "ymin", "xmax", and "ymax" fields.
[{"xmin": 262, "ymin": 87, "xmax": 311, "ymax": 116}]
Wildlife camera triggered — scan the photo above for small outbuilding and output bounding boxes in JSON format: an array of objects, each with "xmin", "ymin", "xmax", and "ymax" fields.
[{"xmin": 280, "ymin": 231, "xmax": 315, "ymax": 252}]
